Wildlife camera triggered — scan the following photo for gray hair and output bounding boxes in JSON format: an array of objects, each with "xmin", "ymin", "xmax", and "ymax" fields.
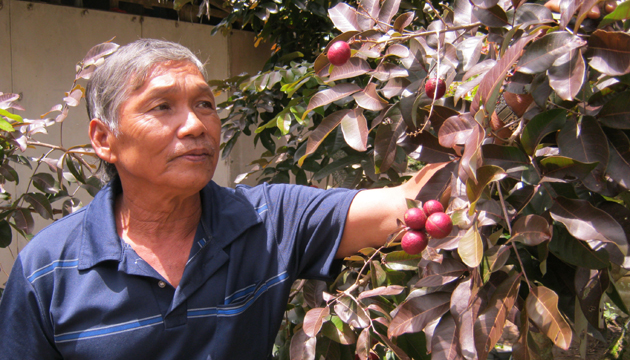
[{"xmin": 85, "ymin": 38, "xmax": 207, "ymax": 179}]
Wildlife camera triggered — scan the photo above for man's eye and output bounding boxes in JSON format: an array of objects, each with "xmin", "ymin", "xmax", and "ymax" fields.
[
  {"xmin": 198, "ymin": 101, "xmax": 215, "ymax": 110},
  {"xmin": 153, "ymin": 103, "xmax": 171, "ymax": 111}
]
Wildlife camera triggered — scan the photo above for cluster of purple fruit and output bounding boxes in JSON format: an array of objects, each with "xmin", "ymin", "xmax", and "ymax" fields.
[{"xmin": 401, "ymin": 200, "xmax": 453, "ymax": 255}]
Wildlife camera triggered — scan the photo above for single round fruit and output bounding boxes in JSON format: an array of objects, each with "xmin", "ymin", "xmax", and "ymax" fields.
[
  {"xmin": 425, "ymin": 78, "xmax": 447, "ymax": 99},
  {"xmin": 423, "ymin": 200, "xmax": 444, "ymax": 216},
  {"xmin": 404, "ymin": 207, "xmax": 427, "ymax": 230},
  {"xmin": 327, "ymin": 41, "xmax": 351, "ymax": 66},
  {"xmin": 401, "ymin": 230, "xmax": 429, "ymax": 255},
  {"xmin": 425, "ymin": 212, "xmax": 453, "ymax": 239}
]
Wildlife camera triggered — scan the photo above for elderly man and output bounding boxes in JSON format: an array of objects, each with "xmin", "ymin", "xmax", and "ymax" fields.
[{"xmin": 0, "ymin": 39, "xmax": 428, "ymax": 359}]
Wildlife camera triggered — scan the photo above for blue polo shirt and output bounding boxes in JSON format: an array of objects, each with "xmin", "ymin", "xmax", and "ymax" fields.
[{"xmin": 0, "ymin": 179, "xmax": 358, "ymax": 359}]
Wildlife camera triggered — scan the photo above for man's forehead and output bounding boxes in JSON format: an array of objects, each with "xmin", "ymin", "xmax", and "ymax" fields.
[{"xmin": 129, "ymin": 60, "xmax": 207, "ymax": 92}]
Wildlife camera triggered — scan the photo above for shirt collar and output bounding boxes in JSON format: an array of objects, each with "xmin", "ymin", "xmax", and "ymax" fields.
[{"xmin": 78, "ymin": 178, "xmax": 262, "ymax": 271}]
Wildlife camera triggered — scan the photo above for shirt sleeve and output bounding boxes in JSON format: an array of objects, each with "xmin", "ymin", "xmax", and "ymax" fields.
[
  {"xmin": 256, "ymin": 184, "xmax": 359, "ymax": 281},
  {"xmin": 0, "ymin": 257, "xmax": 62, "ymax": 359}
]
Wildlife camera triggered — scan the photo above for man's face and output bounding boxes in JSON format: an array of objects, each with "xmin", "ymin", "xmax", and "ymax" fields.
[{"xmin": 107, "ymin": 61, "xmax": 221, "ymax": 195}]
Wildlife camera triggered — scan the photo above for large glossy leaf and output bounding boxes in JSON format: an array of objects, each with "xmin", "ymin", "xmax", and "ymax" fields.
[
  {"xmin": 511, "ymin": 214, "xmax": 552, "ymax": 245},
  {"xmin": 466, "ymin": 165, "xmax": 507, "ymax": 209},
  {"xmin": 557, "ymin": 117, "xmax": 608, "ymax": 191},
  {"xmin": 374, "ymin": 110, "xmax": 406, "ymax": 173},
  {"xmin": 378, "ymin": 0, "xmax": 401, "ymax": 29},
  {"xmin": 303, "ymin": 280, "xmax": 326, "ymax": 308},
  {"xmin": 548, "ymin": 225, "xmax": 610, "ymax": 269},
  {"xmin": 525, "ymin": 285, "xmax": 573, "ymax": 350},
  {"xmin": 24, "ymin": 193, "xmax": 53, "ymax": 220},
  {"xmin": 586, "ymin": 30, "xmax": 630, "ymax": 76},
  {"xmin": 471, "ymin": 35, "xmax": 534, "ymax": 114},
  {"xmin": 520, "ymin": 109, "xmax": 566, "ymax": 155},
  {"xmin": 474, "ymin": 273, "xmax": 521, "ymax": 360},
  {"xmin": 373, "ymin": 63, "xmax": 408, "ymax": 82},
  {"xmin": 355, "ymin": 328, "xmax": 371, "ymax": 360},
  {"xmin": 353, "ymin": 83, "xmax": 388, "ymax": 111},
  {"xmin": 415, "ymin": 161, "xmax": 457, "ymax": 203},
  {"xmin": 598, "ymin": 91, "xmax": 630, "ymax": 129},
  {"xmin": 357, "ymin": 0, "xmax": 379, "ymax": 30},
  {"xmin": 537, "ymin": 156, "xmax": 598, "ymax": 183},
  {"xmin": 303, "ymin": 307, "xmax": 330, "ymax": 337},
  {"xmin": 329, "ymin": 58, "xmax": 372, "ymax": 82},
  {"xmin": 12, "ymin": 208, "xmax": 34, "ymax": 234},
  {"xmin": 458, "ymin": 226, "xmax": 484, "ymax": 268},
  {"xmin": 393, "ymin": 11, "xmax": 414, "ymax": 32},
  {"xmin": 559, "ymin": 0, "xmax": 579, "ymax": 30},
  {"xmin": 574, "ymin": 267, "xmax": 609, "ymax": 330},
  {"xmin": 305, "ymin": 84, "xmax": 361, "ymax": 114},
  {"xmin": 415, "ymin": 258, "xmax": 468, "ymax": 287},
  {"xmin": 481, "ymin": 144, "xmax": 529, "ymax": 174},
  {"xmin": 450, "ymin": 277, "xmax": 482, "ymax": 360},
  {"xmin": 550, "ymin": 196, "xmax": 628, "ymax": 255},
  {"xmin": 472, "ymin": 5, "xmax": 509, "ymax": 27},
  {"xmin": 31, "ymin": 172, "xmax": 60, "ymax": 194},
  {"xmin": 388, "ymin": 292, "xmax": 451, "ymax": 338},
  {"xmin": 0, "ymin": 220, "xmax": 12, "ymax": 248},
  {"xmin": 460, "ymin": 124, "xmax": 486, "ymax": 184},
  {"xmin": 458, "ymin": 36, "xmax": 485, "ymax": 72},
  {"xmin": 357, "ymin": 285, "xmax": 405, "ymax": 300},
  {"xmin": 517, "ymin": 32, "xmax": 586, "ymax": 74},
  {"xmin": 400, "ymin": 131, "xmax": 456, "ymax": 164},
  {"xmin": 514, "ymin": 3, "xmax": 554, "ymax": 26},
  {"xmin": 431, "ymin": 314, "xmax": 460, "ymax": 360},
  {"xmin": 383, "ymin": 250, "xmax": 423, "ymax": 270},
  {"xmin": 290, "ymin": 328, "xmax": 317, "ymax": 360},
  {"xmin": 438, "ymin": 113, "xmax": 476, "ymax": 148},
  {"xmin": 328, "ymin": 3, "xmax": 360, "ymax": 32},
  {"xmin": 548, "ymin": 49, "xmax": 586, "ymax": 101},
  {"xmin": 340, "ymin": 109, "xmax": 368, "ymax": 152},
  {"xmin": 322, "ymin": 316, "xmax": 357, "ymax": 344},
  {"xmin": 299, "ymin": 109, "xmax": 353, "ymax": 166},
  {"xmin": 81, "ymin": 40, "xmax": 119, "ymax": 68},
  {"xmin": 334, "ymin": 296, "xmax": 370, "ymax": 329}
]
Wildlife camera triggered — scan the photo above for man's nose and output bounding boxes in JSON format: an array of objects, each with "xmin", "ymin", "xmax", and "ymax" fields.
[{"xmin": 178, "ymin": 109, "xmax": 207, "ymax": 138}]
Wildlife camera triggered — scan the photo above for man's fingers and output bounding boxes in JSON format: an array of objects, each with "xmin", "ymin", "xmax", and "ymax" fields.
[{"xmin": 544, "ymin": 0, "xmax": 617, "ymax": 19}]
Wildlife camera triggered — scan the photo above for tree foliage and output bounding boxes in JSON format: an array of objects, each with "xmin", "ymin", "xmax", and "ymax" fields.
[{"xmin": 212, "ymin": 0, "xmax": 630, "ymax": 358}]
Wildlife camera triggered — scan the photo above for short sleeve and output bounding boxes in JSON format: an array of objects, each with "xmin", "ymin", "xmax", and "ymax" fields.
[
  {"xmin": 243, "ymin": 184, "xmax": 359, "ymax": 280},
  {"xmin": 0, "ymin": 257, "xmax": 61, "ymax": 359}
]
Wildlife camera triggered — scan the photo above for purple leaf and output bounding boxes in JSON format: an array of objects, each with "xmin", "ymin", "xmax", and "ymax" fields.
[
  {"xmin": 328, "ymin": 3, "xmax": 360, "ymax": 32},
  {"xmin": 586, "ymin": 30, "xmax": 630, "ymax": 76}
]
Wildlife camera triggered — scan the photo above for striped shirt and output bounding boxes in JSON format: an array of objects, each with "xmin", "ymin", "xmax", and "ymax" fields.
[{"xmin": 0, "ymin": 179, "xmax": 357, "ymax": 359}]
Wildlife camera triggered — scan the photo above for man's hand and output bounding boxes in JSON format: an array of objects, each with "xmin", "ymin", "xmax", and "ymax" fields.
[
  {"xmin": 336, "ymin": 163, "xmax": 451, "ymax": 258},
  {"xmin": 544, "ymin": 0, "xmax": 618, "ymax": 19}
]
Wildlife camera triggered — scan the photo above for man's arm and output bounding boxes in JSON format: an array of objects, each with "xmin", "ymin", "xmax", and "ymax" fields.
[{"xmin": 336, "ymin": 162, "xmax": 451, "ymax": 258}]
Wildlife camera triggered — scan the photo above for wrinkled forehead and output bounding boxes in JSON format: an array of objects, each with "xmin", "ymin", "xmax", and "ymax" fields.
[{"xmin": 127, "ymin": 60, "xmax": 206, "ymax": 92}]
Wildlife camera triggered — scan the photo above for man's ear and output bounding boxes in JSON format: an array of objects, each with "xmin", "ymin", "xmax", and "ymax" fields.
[{"xmin": 89, "ymin": 119, "xmax": 117, "ymax": 164}]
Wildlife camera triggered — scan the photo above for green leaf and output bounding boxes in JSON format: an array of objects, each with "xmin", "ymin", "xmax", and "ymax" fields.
[
  {"xmin": 0, "ymin": 108, "xmax": 23, "ymax": 122},
  {"xmin": 518, "ymin": 32, "xmax": 586, "ymax": 75},
  {"xmin": 550, "ymin": 197, "xmax": 628, "ymax": 256},
  {"xmin": 312, "ymin": 155, "xmax": 362, "ymax": 181},
  {"xmin": 388, "ymin": 292, "xmax": 451, "ymax": 338},
  {"xmin": 466, "ymin": 165, "xmax": 506, "ymax": 211},
  {"xmin": 458, "ymin": 225, "xmax": 484, "ymax": 268},
  {"xmin": 548, "ymin": 225, "xmax": 609, "ymax": 269},
  {"xmin": 525, "ymin": 285, "xmax": 573, "ymax": 350},
  {"xmin": 511, "ymin": 215, "xmax": 552, "ymax": 246},
  {"xmin": 32, "ymin": 173, "xmax": 60, "ymax": 194},
  {"xmin": 520, "ymin": 109, "xmax": 566, "ymax": 155},
  {"xmin": 383, "ymin": 250, "xmax": 423, "ymax": 271},
  {"xmin": 0, "ymin": 220, "xmax": 12, "ymax": 248},
  {"xmin": 24, "ymin": 193, "xmax": 54, "ymax": 220},
  {"xmin": 600, "ymin": 0, "xmax": 630, "ymax": 27},
  {"xmin": 537, "ymin": 156, "xmax": 598, "ymax": 183},
  {"xmin": 598, "ymin": 91, "xmax": 630, "ymax": 129},
  {"xmin": 586, "ymin": 30, "xmax": 630, "ymax": 76}
]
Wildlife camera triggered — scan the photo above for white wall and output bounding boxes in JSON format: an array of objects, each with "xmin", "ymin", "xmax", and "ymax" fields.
[{"xmin": 0, "ymin": 0, "xmax": 270, "ymax": 285}]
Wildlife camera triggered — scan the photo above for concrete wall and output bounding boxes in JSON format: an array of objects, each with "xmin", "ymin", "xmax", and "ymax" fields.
[{"xmin": 0, "ymin": 0, "xmax": 270, "ymax": 285}]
